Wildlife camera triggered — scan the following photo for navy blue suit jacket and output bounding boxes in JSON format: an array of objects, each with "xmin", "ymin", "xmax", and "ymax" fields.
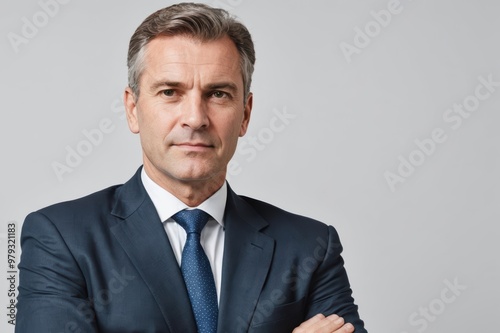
[{"xmin": 16, "ymin": 167, "xmax": 366, "ymax": 332}]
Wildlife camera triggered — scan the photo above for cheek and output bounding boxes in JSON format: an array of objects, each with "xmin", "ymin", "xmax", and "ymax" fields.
[
  {"xmin": 137, "ymin": 103, "xmax": 175, "ymax": 137},
  {"xmin": 219, "ymin": 115, "xmax": 244, "ymax": 142},
  {"xmin": 222, "ymin": 122, "xmax": 245, "ymax": 157}
]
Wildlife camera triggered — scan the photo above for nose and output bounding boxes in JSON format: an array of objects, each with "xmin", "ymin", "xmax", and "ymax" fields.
[{"xmin": 181, "ymin": 94, "xmax": 209, "ymax": 130}]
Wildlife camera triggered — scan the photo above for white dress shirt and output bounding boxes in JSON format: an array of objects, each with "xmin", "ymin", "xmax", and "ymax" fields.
[{"xmin": 141, "ymin": 168, "xmax": 226, "ymax": 301}]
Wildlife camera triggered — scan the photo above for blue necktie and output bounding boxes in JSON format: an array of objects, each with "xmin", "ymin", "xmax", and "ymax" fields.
[{"xmin": 172, "ymin": 209, "xmax": 218, "ymax": 333}]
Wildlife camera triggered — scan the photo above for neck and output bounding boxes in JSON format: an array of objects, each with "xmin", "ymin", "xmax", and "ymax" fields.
[{"xmin": 143, "ymin": 164, "xmax": 226, "ymax": 207}]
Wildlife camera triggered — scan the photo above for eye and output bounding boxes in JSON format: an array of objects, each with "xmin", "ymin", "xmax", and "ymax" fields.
[
  {"xmin": 162, "ymin": 89, "xmax": 175, "ymax": 97},
  {"xmin": 211, "ymin": 91, "xmax": 227, "ymax": 98}
]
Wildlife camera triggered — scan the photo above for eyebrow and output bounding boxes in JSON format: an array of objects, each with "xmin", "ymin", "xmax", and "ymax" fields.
[
  {"xmin": 206, "ymin": 82, "xmax": 238, "ymax": 94},
  {"xmin": 149, "ymin": 81, "xmax": 239, "ymax": 94},
  {"xmin": 149, "ymin": 81, "xmax": 184, "ymax": 91}
]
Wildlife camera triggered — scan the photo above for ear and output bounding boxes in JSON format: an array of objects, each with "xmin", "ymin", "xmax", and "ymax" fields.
[
  {"xmin": 124, "ymin": 87, "xmax": 140, "ymax": 134},
  {"xmin": 239, "ymin": 92, "xmax": 253, "ymax": 137}
]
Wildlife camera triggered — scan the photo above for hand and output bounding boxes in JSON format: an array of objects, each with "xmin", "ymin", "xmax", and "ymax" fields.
[{"xmin": 292, "ymin": 314, "xmax": 355, "ymax": 333}]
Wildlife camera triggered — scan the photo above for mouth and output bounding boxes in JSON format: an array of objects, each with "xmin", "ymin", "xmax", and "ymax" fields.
[{"xmin": 173, "ymin": 142, "xmax": 215, "ymax": 151}]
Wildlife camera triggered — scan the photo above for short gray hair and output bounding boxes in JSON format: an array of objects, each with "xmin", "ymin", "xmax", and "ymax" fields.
[{"xmin": 127, "ymin": 3, "xmax": 256, "ymax": 99}]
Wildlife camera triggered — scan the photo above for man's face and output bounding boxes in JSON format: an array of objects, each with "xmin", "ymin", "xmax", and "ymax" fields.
[{"xmin": 125, "ymin": 35, "xmax": 252, "ymax": 188}]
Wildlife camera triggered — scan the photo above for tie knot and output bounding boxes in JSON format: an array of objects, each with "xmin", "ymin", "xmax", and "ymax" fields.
[{"xmin": 172, "ymin": 209, "xmax": 210, "ymax": 234}]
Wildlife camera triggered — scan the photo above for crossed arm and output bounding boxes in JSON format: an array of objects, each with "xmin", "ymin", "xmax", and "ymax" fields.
[
  {"xmin": 290, "ymin": 223, "xmax": 366, "ymax": 333},
  {"xmin": 17, "ymin": 211, "xmax": 365, "ymax": 333},
  {"xmin": 293, "ymin": 314, "xmax": 355, "ymax": 333}
]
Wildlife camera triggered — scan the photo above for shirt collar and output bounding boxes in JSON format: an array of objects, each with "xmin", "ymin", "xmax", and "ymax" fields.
[{"xmin": 141, "ymin": 168, "xmax": 226, "ymax": 226}]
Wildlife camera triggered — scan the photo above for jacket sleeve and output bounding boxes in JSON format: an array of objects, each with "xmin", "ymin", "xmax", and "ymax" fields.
[
  {"xmin": 16, "ymin": 211, "xmax": 98, "ymax": 333},
  {"xmin": 304, "ymin": 225, "xmax": 368, "ymax": 332}
]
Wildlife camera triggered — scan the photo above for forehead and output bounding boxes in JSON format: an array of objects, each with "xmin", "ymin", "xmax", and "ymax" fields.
[{"xmin": 142, "ymin": 35, "xmax": 242, "ymax": 79}]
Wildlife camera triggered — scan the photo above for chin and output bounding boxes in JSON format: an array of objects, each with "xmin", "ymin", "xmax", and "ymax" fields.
[
  {"xmin": 172, "ymin": 168, "xmax": 218, "ymax": 182},
  {"xmin": 186, "ymin": 168, "xmax": 227, "ymax": 183}
]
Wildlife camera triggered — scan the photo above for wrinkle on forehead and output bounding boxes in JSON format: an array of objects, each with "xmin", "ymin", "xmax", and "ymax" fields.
[
  {"xmin": 140, "ymin": 35, "xmax": 243, "ymax": 93},
  {"xmin": 145, "ymin": 35, "xmax": 240, "ymax": 69}
]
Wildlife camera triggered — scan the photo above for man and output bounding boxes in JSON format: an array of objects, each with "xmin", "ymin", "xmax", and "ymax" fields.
[{"xmin": 16, "ymin": 3, "xmax": 367, "ymax": 333}]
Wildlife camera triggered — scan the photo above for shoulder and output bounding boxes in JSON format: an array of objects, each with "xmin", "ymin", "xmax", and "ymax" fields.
[
  {"xmin": 235, "ymin": 195, "xmax": 344, "ymax": 258},
  {"xmin": 37, "ymin": 184, "xmax": 122, "ymax": 218},
  {"xmin": 239, "ymin": 195, "xmax": 316, "ymax": 222},
  {"xmin": 23, "ymin": 184, "xmax": 123, "ymax": 236},
  {"xmin": 238, "ymin": 195, "xmax": 338, "ymax": 239},
  {"xmin": 28, "ymin": 167, "xmax": 144, "ymax": 224}
]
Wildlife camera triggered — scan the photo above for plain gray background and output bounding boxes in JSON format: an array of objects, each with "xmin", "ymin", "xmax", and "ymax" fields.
[{"xmin": 1, "ymin": 0, "xmax": 499, "ymax": 332}]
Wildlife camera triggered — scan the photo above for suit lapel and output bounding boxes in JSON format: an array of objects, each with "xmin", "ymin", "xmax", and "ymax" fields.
[
  {"xmin": 109, "ymin": 168, "xmax": 197, "ymax": 333},
  {"xmin": 108, "ymin": 170, "xmax": 275, "ymax": 332},
  {"xmin": 218, "ymin": 186, "xmax": 275, "ymax": 333}
]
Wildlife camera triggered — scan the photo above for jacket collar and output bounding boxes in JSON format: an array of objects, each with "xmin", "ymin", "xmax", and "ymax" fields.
[
  {"xmin": 218, "ymin": 186, "xmax": 275, "ymax": 332},
  {"xmin": 110, "ymin": 167, "xmax": 276, "ymax": 332},
  {"xmin": 110, "ymin": 167, "xmax": 197, "ymax": 332}
]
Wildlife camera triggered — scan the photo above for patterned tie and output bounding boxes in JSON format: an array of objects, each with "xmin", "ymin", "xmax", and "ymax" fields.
[{"xmin": 172, "ymin": 209, "xmax": 218, "ymax": 333}]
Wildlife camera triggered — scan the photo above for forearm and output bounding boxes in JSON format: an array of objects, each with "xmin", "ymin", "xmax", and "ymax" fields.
[{"xmin": 293, "ymin": 314, "xmax": 355, "ymax": 333}]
